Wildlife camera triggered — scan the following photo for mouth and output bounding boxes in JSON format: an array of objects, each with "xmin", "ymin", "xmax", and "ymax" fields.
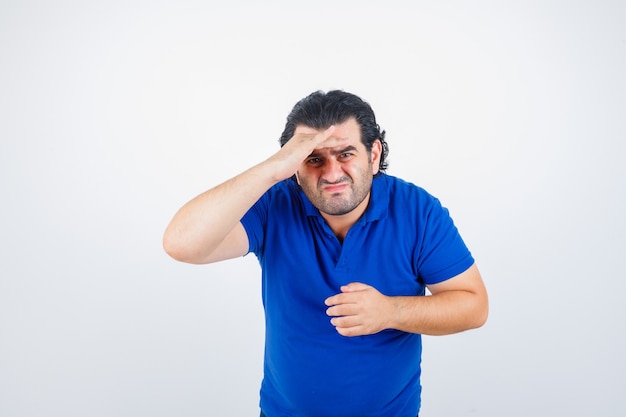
[{"xmin": 322, "ymin": 183, "xmax": 349, "ymax": 193}]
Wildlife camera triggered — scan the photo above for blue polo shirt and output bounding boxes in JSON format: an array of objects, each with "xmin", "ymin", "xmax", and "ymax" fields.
[{"xmin": 241, "ymin": 174, "xmax": 474, "ymax": 417}]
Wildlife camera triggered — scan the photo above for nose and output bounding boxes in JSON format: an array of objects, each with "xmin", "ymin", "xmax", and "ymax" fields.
[{"xmin": 321, "ymin": 158, "xmax": 345, "ymax": 183}]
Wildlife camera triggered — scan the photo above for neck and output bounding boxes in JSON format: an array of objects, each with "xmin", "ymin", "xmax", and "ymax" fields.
[{"xmin": 320, "ymin": 192, "xmax": 371, "ymax": 242}]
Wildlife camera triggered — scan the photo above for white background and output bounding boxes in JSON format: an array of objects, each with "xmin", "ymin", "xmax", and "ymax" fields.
[{"xmin": 1, "ymin": 1, "xmax": 625, "ymax": 416}]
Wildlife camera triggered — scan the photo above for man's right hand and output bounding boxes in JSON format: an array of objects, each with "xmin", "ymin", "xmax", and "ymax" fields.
[{"xmin": 266, "ymin": 125, "xmax": 347, "ymax": 182}]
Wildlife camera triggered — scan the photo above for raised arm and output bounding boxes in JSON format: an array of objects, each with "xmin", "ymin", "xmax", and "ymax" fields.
[{"xmin": 163, "ymin": 126, "xmax": 343, "ymax": 264}]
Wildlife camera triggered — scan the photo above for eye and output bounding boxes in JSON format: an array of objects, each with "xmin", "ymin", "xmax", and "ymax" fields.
[
  {"xmin": 306, "ymin": 157, "xmax": 323, "ymax": 166},
  {"xmin": 338, "ymin": 152, "xmax": 354, "ymax": 160}
]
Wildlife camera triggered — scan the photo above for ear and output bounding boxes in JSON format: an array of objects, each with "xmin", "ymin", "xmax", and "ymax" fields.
[{"xmin": 370, "ymin": 139, "xmax": 383, "ymax": 175}]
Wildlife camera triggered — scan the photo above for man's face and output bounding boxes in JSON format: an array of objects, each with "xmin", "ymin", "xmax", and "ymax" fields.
[{"xmin": 295, "ymin": 118, "xmax": 381, "ymax": 217}]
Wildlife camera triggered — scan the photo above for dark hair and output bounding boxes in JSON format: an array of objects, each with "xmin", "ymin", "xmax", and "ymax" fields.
[{"xmin": 278, "ymin": 90, "xmax": 389, "ymax": 172}]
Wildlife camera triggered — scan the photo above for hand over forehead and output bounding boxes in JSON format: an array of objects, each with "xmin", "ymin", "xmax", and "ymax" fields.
[{"xmin": 294, "ymin": 125, "xmax": 352, "ymax": 152}]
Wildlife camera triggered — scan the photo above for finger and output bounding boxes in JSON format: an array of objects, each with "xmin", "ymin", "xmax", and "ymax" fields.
[
  {"xmin": 318, "ymin": 133, "xmax": 350, "ymax": 150},
  {"xmin": 324, "ymin": 294, "xmax": 337, "ymax": 307},
  {"xmin": 340, "ymin": 282, "xmax": 372, "ymax": 293},
  {"xmin": 335, "ymin": 324, "xmax": 367, "ymax": 337},
  {"xmin": 290, "ymin": 126, "xmax": 336, "ymax": 149},
  {"xmin": 324, "ymin": 291, "xmax": 358, "ymax": 307},
  {"xmin": 330, "ymin": 315, "xmax": 361, "ymax": 328},
  {"xmin": 291, "ymin": 125, "xmax": 348, "ymax": 156},
  {"xmin": 325, "ymin": 283, "xmax": 369, "ymax": 305},
  {"xmin": 324, "ymin": 292, "xmax": 344, "ymax": 306},
  {"xmin": 326, "ymin": 303, "xmax": 359, "ymax": 317},
  {"xmin": 322, "ymin": 125, "xmax": 336, "ymax": 138}
]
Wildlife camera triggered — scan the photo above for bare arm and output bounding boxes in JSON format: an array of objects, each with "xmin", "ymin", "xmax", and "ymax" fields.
[
  {"xmin": 163, "ymin": 126, "xmax": 345, "ymax": 264},
  {"xmin": 325, "ymin": 263, "xmax": 488, "ymax": 336},
  {"xmin": 162, "ymin": 164, "xmax": 276, "ymax": 264}
]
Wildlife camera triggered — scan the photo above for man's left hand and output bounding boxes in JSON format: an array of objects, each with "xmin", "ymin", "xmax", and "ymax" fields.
[{"xmin": 324, "ymin": 283, "xmax": 394, "ymax": 337}]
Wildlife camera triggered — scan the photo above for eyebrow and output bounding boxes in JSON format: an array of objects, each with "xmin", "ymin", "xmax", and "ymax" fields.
[{"xmin": 308, "ymin": 145, "xmax": 358, "ymax": 158}]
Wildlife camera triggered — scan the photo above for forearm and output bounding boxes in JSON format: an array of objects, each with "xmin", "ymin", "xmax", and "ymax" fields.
[
  {"xmin": 325, "ymin": 266, "xmax": 488, "ymax": 337},
  {"xmin": 387, "ymin": 289, "xmax": 488, "ymax": 336},
  {"xmin": 162, "ymin": 160, "xmax": 278, "ymax": 263},
  {"xmin": 163, "ymin": 125, "xmax": 346, "ymax": 264}
]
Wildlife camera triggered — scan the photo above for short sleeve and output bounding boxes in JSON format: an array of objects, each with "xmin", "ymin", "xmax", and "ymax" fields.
[
  {"xmin": 416, "ymin": 196, "xmax": 474, "ymax": 285},
  {"xmin": 240, "ymin": 191, "xmax": 270, "ymax": 257}
]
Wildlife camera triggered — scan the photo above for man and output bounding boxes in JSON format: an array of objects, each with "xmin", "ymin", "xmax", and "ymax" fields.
[{"xmin": 163, "ymin": 90, "xmax": 488, "ymax": 417}]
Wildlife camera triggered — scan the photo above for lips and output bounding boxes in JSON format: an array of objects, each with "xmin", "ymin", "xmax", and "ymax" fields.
[{"xmin": 322, "ymin": 183, "xmax": 349, "ymax": 193}]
